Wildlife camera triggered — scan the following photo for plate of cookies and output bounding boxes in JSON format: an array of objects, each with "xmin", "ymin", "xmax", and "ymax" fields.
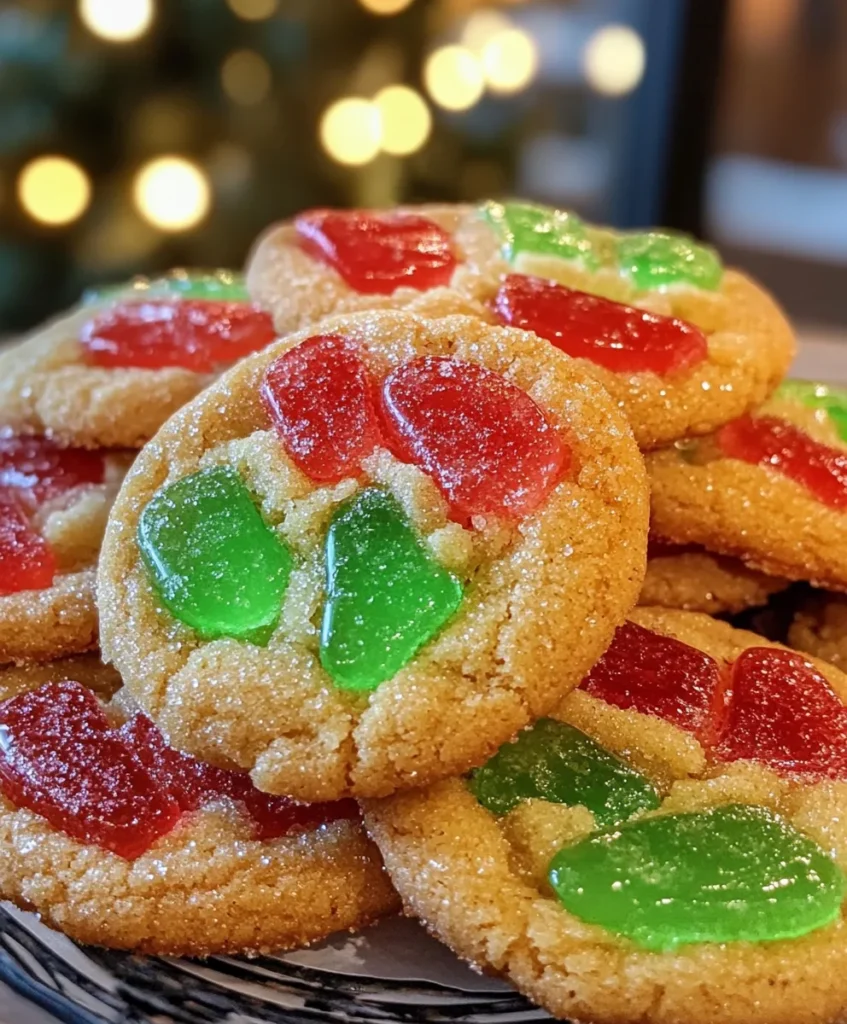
[{"xmin": 1, "ymin": 200, "xmax": 847, "ymax": 1024}]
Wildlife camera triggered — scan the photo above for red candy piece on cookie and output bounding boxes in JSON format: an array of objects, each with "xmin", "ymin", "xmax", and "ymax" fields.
[
  {"xmin": 0, "ymin": 682, "xmax": 181, "ymax": 858},
  {"xmin": 295, "ymin": 209, "xmax": 456, "ymax": 295},
  {"xmin": 581, "ymin": 621, "xmax": 725, "ymax": 740},
  {"xmin": 0, "ymin": 434, "xmax": 105, "ymax": 505},
  {"xmin": 0, "ymin": 490, "xmax": 56, "ymax": 595},
  {"xmin": 716, "ymin": 415, "xmax": 847, "ymax": 509},
  {"xmin": 82, "ymin": 300, "xmax": 276, "ymax": 372},
  {"xmin": 381, "ymin": 355, "xmax": 569, "ymax": 521},
  {"xmin": 262, "ymin": 335, "xmax": 383, "ymax": 484},
  {"xmin": 493, "ymin": 275, "xmax": 708, "ymax": 376},
  {"xmin": 713, "ymin": 647, "xmax": 847, "ymax": 780}
]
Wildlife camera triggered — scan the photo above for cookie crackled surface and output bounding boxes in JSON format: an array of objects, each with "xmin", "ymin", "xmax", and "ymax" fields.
[{"xmin": 98, "ymin": 310, "xmax": 648, "ymax": 802}]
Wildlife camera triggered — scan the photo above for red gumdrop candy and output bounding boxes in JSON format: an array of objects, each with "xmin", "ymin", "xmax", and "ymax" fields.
[
  {"xmin": 0, "ymin": 490, "xmax": 56, "ymax": 595},
  {"xmin": 262, "ymin": 335, "xmax": 383, "ymax": 484},
  {"xmin": 119, "ymin": 713, "xmax": 358, "ymax": 840},
  {"xmin": 296, "ymin": 209, "xmax": 457, "ymax": 295},
  {"xmin": 0, "ymin": 682, "xmax": 181, "ymax": 859},
  {"xmin": 712, "ymin": 647, "xmax": 847, "ymax": 780},
  {"xmin": 493, "ymin": 275, "xmax": 708, "ymax": 376},
  {"xmin": 380, "ymin": 356, "xmax": 569, "ymax": 522},
  {"xmin": 0, "ymin": 434, "xmax": 105, "ymax": 505},
  {"xmin": 81, "ymin": 300, "xmax": 276, "ymax": 372},
  {"xmin": 580, "ymin": 621, "xmax": 726, "ymax": 741},
  {"xmin": 716, "ymin": 415, "xmax": 847, "ymax": 510}
]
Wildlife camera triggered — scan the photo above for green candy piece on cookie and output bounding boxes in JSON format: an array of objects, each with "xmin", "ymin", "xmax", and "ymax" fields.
[
  {"xmin": 481, "ymin": 200, "xmax": 599, "ymax": 269},
  {"xmin": 85, "ymin": 268, "xmax": 249, "ymax": 305},
  {"xmin": 617, "ymin": 231, "xmax": 722, "ymax": 291},
  {"xmin": 777, "ymin": 379, "xmax": 847, "ymax": 443}
]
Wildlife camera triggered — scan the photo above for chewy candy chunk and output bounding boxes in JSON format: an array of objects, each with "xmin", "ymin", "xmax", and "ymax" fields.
[
  {"xmin": 617, "ymin": 231, "xmax": 723, "ymax": 291},
  {"xmin": 716, "ymin": 415, "xmax": 847, "ymax": 510},
  {"xmin": 0, "ymin": 491, "xmax": 56, "ymax": 595},
  {"xmin": 320, "ymin": 488, "xmax": 463, "ymax": 691},
  {"xmin": 81, "ymin": 300, "xmax": 275, "ymax": 372},
  {"xmin": 493, "ymin": 275, "xmax": 707, "ymax": 376},
  {"xmin": 481, "ymin": 201, "xmax": 598, "ymax": 267},
  {"xmin": 295, "ymin": 209, "xmax": 456, "ymax": 294},
  {"xmin": 0, "ymin": 434, "xmax": 105, "ymax": 504},
  {"xmin": 548, "ymin": 804, "xmax": 846, "ymax": 950},
  {"xmin": 713, "ymin": 647, "xmax": 847, "ymax": 780},
  {"xmin": 262, "ymin": 335, "xmax": 383, "ymax": 484},
  {"xmin": 381, "ymin": 356, "xmax": 569, "ymax": 522},
  {"xmin": 580, "ymin": 621, "xmax": 725, "ymax": 741},
  {"xmin": 776, "ymin": 380, "xmax": 847, "ymax": 444},
  {"xmin": 138, "ymin": 466, "xmax": 292, "ymax": 641},
  {"xmin": 0, "ymin": 681, "xmax": 181, "ymax": 859},
  {"xmin": 84, "ymin": 268, "xmax": 250, "ymax": 305},
  {"xmin": 469, "ymin": 718, "xmax": 659, "ymax": 828}
]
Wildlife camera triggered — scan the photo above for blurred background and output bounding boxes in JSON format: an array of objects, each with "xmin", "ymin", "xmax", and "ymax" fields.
[{"xmin": 0, "ymin": 0, "xmax": 844, "ymax": 337}]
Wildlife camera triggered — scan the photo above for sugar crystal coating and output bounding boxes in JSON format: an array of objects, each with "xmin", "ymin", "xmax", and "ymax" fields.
[
  {"xmin": 481, "ymin": 200, "xmax": 598, "ymax": 267},
  {"xmin": 138, "ymin": 466, "xmax": 292, "ymax": 641},
  {"xmin": 81, "ymin": 300, "xmax": 275, "ymax": 372},
  {"xmin": 494, "ymin": 275, "xmax": 708, "ymax": 376},
  {"xmin": 548, "ymin": 804, "xmax": 846, "ymax": 951},
  {"xmin": 296, "ymin": 209, "xmax": 456, "ymax": 294},
  {"xmin": 717, "ymin": 414, "xmax": 847, "ymax": 509},
  {"xmin": 617, "ymin": 231, "xmax": 723, "ymax": 291},
  {"xmin": 468, "ymin": 717, "xmax": 659, "ymax": 827},
  {"xmin": 262, "ymin": 334, "xmax": 383, "ymax": 484},
  {"xmin": 320, "ymin": 487, "xmax": 463, "ymax": 691},
  {"xmin": 381, "ymin": 355, "xmax": 569, "ymax": 522},
  {"xmin": 0, "ymin": 490, "xmax": 56, "ymax": 595}
]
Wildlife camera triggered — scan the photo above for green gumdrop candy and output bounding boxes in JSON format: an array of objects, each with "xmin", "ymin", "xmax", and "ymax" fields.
[
  {"xmin": 548, "ymin": 803, "xmax": 846, "ymax": 951},
  {"xmin": 617, "ymin": 231, "xmax": 722, "ymax": 291},
  {"xmin": 777, "ymin": 379, "xmax": 847, "ymax": 443},
  {"xmin": 138, "ymin": 466, "xmax": 292, "ymax": 642},
  {"xmin": 468, "ymin": 718, "xmax": 660, "ymax": 827},
  {"xmin": 320, "ymin": 488, "xmax": 463, "ymax": 691},
  {"xmin": 481, "ymin": 200, "xmax": 598, "ymax": 269},
  {"xmin": 84, "ymin": 268, "xmax": 248, "ymax": 305}
]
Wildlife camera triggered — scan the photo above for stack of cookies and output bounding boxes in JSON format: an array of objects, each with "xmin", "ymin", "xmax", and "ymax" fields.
[{"xmin": 2, "ymin": 201, "xmax": 846, "ymax": 1024}]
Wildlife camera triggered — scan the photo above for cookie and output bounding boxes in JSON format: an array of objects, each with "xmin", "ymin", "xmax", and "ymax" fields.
[
  {"xmin": 98, "ymin": 310, "xmax": 648, "ymax": 802},
  {"xmin": 649, "ymin": 379, "xmax": 847, "ymax": 590},
  {"xmin": 0, "ymin": 433, "xmax": 132, "ymax": 664},
  {"xmin": 246, "ymin": 201, "xmax": 795, "ymax": 448},
  {"xmin": 639, "ymin": 540, "xmax": 789, "ymax": 615},
  {"xmin": 0, "ymin": 655, "xmax": 398, "ymax": 955},
  {"xmin": 365, "ymin": 608, "xmax": 847, "ymax": 1024},
  {"xmin": 790, "ymin": 591, "xmax": 847, "ymax": 672},
  {"xmin": 0, "ymin": 269, "xmax": 276, "ymax": 449}
]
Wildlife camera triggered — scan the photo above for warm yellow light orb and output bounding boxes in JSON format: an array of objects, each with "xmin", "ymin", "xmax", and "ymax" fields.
[
  {"xmin": 18, "ymin": 156, "xmax": 92, "ymax": 227},
  {"xmin": 78, "ymin": 0, "xmax": 154, "ymax": 42},
  {"xmin": 461, "ymin": 10, "xmax": 512, "ymax": 54},
  {"xmin": 319, "ymin": 97, "xmax": 382, "ymax": 166},
  {"xmin": 133, "ymin": 156, "xmax": 211, "ymax": 232},
  {"xmin": 357, "ymin": 0, "xmax": 414, "ymax": 15},
  {"xmin": 582, "ymin": 24, "xmax": 646, "ymax": 97},
  {"xmin": 424, "ymin": 45, "xmax": 484, "ymax": 112},
  {"xmin": 481, "ymin": 28, "xmax": 538, "ymax": 94},
  {"xmin": 225, "ymin": 0, "xmax": 278, "ymax": 20},
  {"xmin": 374, "ymin": 85, "xmax": 432, "ymax": 156},
  {"xmin": 221, "ymin": 49, "xmax": 272, "ymax": 105}
]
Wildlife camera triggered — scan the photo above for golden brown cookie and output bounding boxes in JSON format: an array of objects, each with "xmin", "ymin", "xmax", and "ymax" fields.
[
  {"xmin": 790, "ymin": 592, "xmax": 847, "ymax": 672},
  {"xmin": 0, "ymin": 655, "xmax": 398, "ymax": 955},
  {"xmin": 365, "ymin": 608, "xmax": 847, "ymax": 1024},
  {"xmin": 246, "ymin": 201, "xmax": 795, "ymax": 449},
  {"xmin": 0, "ymin": 270, "xmax": 276, "ymax": 449},
  {"xmin": 648, "ymin": 381, "xmax": 847, "ymax": 590},
  {"xmin": 98, "ymin": 310, "xmax": 648, "ymax": 802},
  {"xmin": 639, "ymin": 541, "xmax": 789, "ymax": 615}
]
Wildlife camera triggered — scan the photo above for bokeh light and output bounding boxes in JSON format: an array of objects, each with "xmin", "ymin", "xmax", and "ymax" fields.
[
  {"xmin": 18, "ymin": 156, "xmax": 91, "ymax": 226},
  {"xmin": 357, "ymin": 0, "xmax": 415, "ymax": 15},
  {"xmin": 424, "ymin": 45, "xmax": 485, "ymax": 112},
  {"xmin": 461, "ymin": 10, "xmax": 512, "ymax": 54},
  {"xmin": 221, "ymin": 49, "xmax": 272, "ymax": 106},
  {"xmin": 481, "ymin": 28, "xmax": 538, "ymax": 94},
  {"xmin": 582, "ymin": 24, "xmax": 646, "ymax": 97},
  {"xmin": 225, "ymin": 0, "xmax": 278, "ymax": 20},
  {"xmin": 374, "ymin": 85, "xmax": 432, "ymax": 156},
  {"xmin": 78, "ymin": 0, "xmax": 154, "ymax": 43},
  {"xmin": 320, "ymin": 98, "xmax": 382, "ymax": 166},
  {"xmin": 133, "ymin": 156, "xmax": 211, "ymax": 231}
]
